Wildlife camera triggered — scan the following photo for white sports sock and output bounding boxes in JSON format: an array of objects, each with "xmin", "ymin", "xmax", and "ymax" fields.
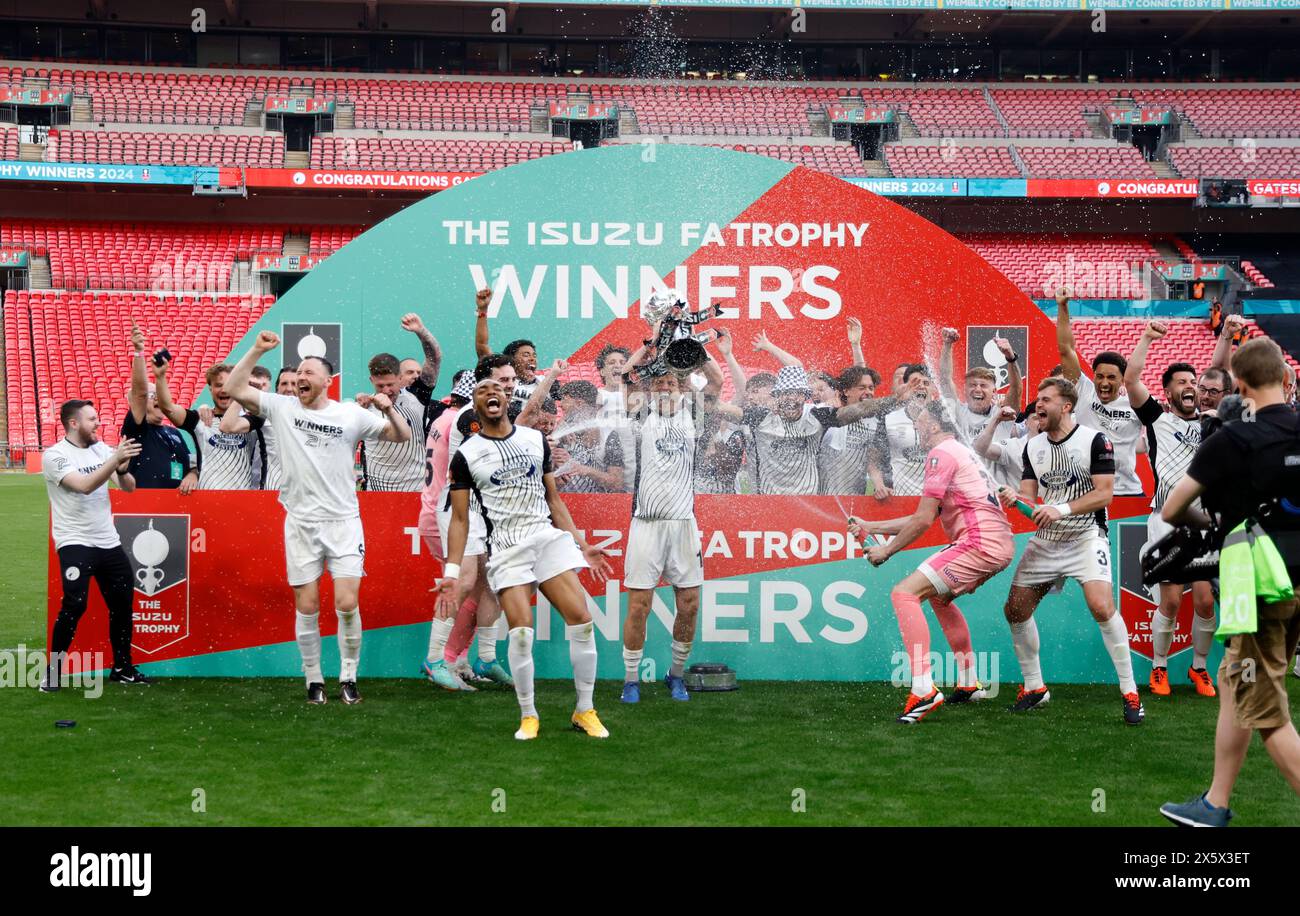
[
  {"xmin": 1010, "ymin": 619, "xmax": 1044, "ymax": 691},
  {"xmin": 508, "ymin": 627, "xmax": 537, "ymax": 719},
  {"xmin": 567, "ymin": 621, "xmax": 598, "ymax": 712},
  {"xmin": 622, "ymin": 647, "xmax": 643, "ymax": 683},
  {"xmin": 912, "ymin": 672, "xmax": 934, "ymax": 697},
  {"xmin": 1151, "ymin": 611, "xmax": 1176, "ymax": 668},
  {"xmin": 1192, "ymin": 614, "xmax": 1216, "ymax": 670},
  {"xmin": 1098, "ymin": 613, "xmax": 1137, "ymax": 695},
  {"xmin": 425, "ymin": 617, "xmax": 454, "ymax": 665},
  {"xmin": 295, "ymin": 611, "xmax": 323, "ymax": 686},
  {"xmin": 476, "ymin": 626, "xmax": 498, "ymax": 663},
  {"xmin": 670, "ymin": 640, "xmax": 692, "ymax": 678},
  {"xmin": 337, "ymin": 608, "xmax": 362, "ymax": 683}
]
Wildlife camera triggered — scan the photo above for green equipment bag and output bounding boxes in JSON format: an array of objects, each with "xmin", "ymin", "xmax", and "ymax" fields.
[{"xmin": 1216, "ymin": 520, "xmax": 1295, "ymax": 642}]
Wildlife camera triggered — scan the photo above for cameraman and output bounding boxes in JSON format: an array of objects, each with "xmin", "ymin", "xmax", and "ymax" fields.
[{"xmin": 1158, "ymin": 338, "xmax": 1300, "ymax": 826}]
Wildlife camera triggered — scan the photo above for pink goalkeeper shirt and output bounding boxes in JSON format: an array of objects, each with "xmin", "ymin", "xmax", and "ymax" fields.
[
  {"xmin": 921, "ymin": 437, "xmax": 1013, "ymax": 551},
  {"xmin": 419, "ymin": 407, "xmax": 457, "ymax": 524}
]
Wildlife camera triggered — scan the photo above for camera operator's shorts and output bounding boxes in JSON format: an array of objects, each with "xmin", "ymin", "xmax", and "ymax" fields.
[
  {"xmin": 624, "ymin": 518, "xmax": 704, "ymax": 590},
  {"xmin": 1011, "ymin": 531, "xmax": 1112, "ymax": 589},
  {"xmin": 1220, "ymin": 596, "xmax": 1300, "ymax": 730}
]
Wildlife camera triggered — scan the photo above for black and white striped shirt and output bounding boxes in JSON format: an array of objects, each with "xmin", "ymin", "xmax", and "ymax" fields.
[
  {"xmin": 877, "ymin": 408, "xmax": 927, "ymax": 496},
  {"xmin": 360, "ymin": 389, "xmax": 425, "ymax": 491},
  {"xmin": 631, "ymin": 400, "xmax": 698, "ymax": 520},
  {"xmin": 449, "ymin": 425, "xmax": 553, "ymax": 555},
  {"xmin": 818, "ymin": 417, "xmax": 877, "ymax": 496},
  {"xmin": 1136, "ymin": 399, "xmax": 1201, "ymax": 511},
  {"xmin": 181, "ymin": 408, "xmax": 262, "ymax": 490},
  {"xmin": 1021, "ymin": 423, "xmax": 1116, "ymax": 542},
  {"xmin": 742, "ymin": 404, "xmax": 836, "ymax": 496}
]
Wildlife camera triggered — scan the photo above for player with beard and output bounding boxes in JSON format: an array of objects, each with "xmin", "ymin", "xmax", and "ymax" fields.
[
  {"xmin": 997, "ymin": 377, "xmax": 1144, "ymax": 725},
  {"xmin": 619, "ymin": 355, "xmax": 724, "ymax": 704},
  {"xmin": 224, "ymin": 331, "xmax": 411, "ymax": 705},
  {"xmin": 819, "ymin": 366, "xmax": 881, "ymax": 495},
  {"xmin": 154, "ymin": 357, "xmax": 263, "ymax": 490},
  {"xmin": 1126, "ymin": 322, "xmax": 1217, "ymax": 699},
  {"xmin": 358, "ymin": 352, "xmax": 429, "ymax": 492},
  {"xmin": 439, "ymin": 378, "xmax": 614, "ymax": 740},
  {"xmin": 850, "ymin": 401, "xmax": 1015, "ymax": 723},
  {"xmin": 1055, "ymin": 288, "xmax": 1147, "ymax": 497},
  {"xmin": 939, "ymin": 329, "xmax": 1023, "ymax": 485}
]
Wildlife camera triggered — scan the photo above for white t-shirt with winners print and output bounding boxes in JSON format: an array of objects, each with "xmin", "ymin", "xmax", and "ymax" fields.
[
  {"xmin": 449, "ymin": 425, "xmax": 554, "ymax": 555},
  {"xmin": 257, "ymin": 392, "xmax": 387, "ymax": 521},
  {"xmin": 360, "ymin": 388, "xmax": 425, "ymax": 491},
  {"xmin": 42, "ymin": 438, "xmax": 121, "ymax": 551},
  {"xmin": 1071, "ymin": 375, "xmax": 1144, "ymax": 496}
]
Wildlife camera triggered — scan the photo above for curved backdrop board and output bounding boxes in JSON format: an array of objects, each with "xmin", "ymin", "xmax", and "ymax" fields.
[{"xmin": 51, "ymin": 145, "xmax": 1214, "ymax": 683}]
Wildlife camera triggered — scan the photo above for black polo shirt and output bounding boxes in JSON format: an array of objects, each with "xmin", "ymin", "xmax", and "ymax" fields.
[{"xmin": 120, "ymin": 412, "xmax": 193, "ymax": 489}]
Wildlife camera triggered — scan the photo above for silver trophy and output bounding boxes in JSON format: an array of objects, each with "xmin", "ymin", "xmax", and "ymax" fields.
[{"xmin": 622, "ymin": 290, "xmax": 724, "ymax": 385}]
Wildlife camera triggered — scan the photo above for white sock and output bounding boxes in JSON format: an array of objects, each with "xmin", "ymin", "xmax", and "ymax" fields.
[
  {"xmin": 623, "ymin": 647, "xmax": 643, "ymax": 683},
  {"xmin": 426, "ymin": 617, "xmax": 454, "ymax": 665},
  {"xmin": 1010, "ymin": 619, "xmax": 1044, "ymax": 691},
  {"xmin": 295, "ymin": 611, "xmax": 323, "ymax": 686},
  {"xmin": 1151, "ymin": 611, "xmax": 1176, "ymax": 668},
  {"xmin": 507, "ymin": 627, "xmax": 537, "ymax": 719},
  {"xmin": 1192, "ymin": 614, "xmax": 1216, "ymax": 670},
  {"xmin": 1098, "ymin": 613, "xmax": 1137, "ymax": 695},
  {"xmin": 670, "ymin": 640, "xmax": 692, "ymax": 678},
  {"xmin": 336, "ymin": 608, "xmax": 362, "ymax": 683},
  {"xmin": 476, "ymin": 627, "xmax": 498, "ymax": 663},
  {"xmin": 567, "ymin": 621, "xmax": 598, "ymax": 712},
  {"xmin": 912, "ymin": 671, "xmax": 934, "ymax": 697}
]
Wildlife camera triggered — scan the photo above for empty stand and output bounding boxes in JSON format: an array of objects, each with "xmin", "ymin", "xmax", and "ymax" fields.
[
  {"xmin": 1133, "ymin": 88, "xmax": 1300, "ymax": 139},
  {"xmin": 46, "ymin": 130, "xmax": 285, "ymax": 168},
  {"xmin": 989, "ymin": 88, "xmax": 1110, "ymax": 139},
  {"xmin": 310, "ymin": 136, "xmax": 571, "ymax": 171},
  {"xmin": 0, "ymin": 125, "xmax": 17, "ymax": 160},
  {"xmin": 1015, "ymin": 145, "xmax": 1154, "ymax": 179},
  {"xmin": 4, "ymin": 290, "xmax": 273, "ymax": 448},
  {"xmin": 1168, "ymin": 144, "xmax": 1300, "ymax": 179},
  {"xmin": 958, "ymin": 235, "xmax": 1160, "ymax": 298},
  {"xmin": 40, "ymin": 67, "xmax": 295, "ymax": 126},
  {"xmin": 886, "ymin": 144, "xmax": 1019, "ymax": 178}
]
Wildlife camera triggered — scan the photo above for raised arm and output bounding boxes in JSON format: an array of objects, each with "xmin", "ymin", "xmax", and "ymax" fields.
[
  {"xmin": 401, "ymin": 312, "xmax": 442, "ymax": 390},
  {"xmin": 833, "ymin": 379, "xmax": 920, "ymax": 424},
  {"xmin": 474, "ymin": 288, "xmax": 493, "ymax": 359},
  {"xmin": 151, "ymin": 353, "xmax": 189, "ymax": 427},
  {"xmin": 846, "ymin": 317, "xmax": 865, "ymax": 368},
  {"xmin": 752, "ymin": 329, "xmax": 801, "ymax": 368},
  {"xmin": 128, "ymin": 321, "xmax": 150, "ymax": 425},
  {"xmin": 218, "ymin": 398, "xmax": 254, "ymax": 434},
  {"xmin": 713, "ymin": 329, "xmax": 748, "ymax": 407},
  {"xmin": 1209, "ymin": 313, "xmax": 1245, "ymax": 373},
  {"xmin": 225, "ymin": 330, "xmax": 279, "ymax": 414},
  {"xmin": 517, "ymin": 358, "xmax": 567, "ymax": 429},
  {"xmin": 1124, "ymin": 320, "xmax": 1167, "ymax": 410},
  {"xmin": 1055, "ymin": 287, "xmax": 1083, "ymax": 383},
  {"xmin": 973, "ymin": 406, "xmax": 1017, "ymax": 460},
  {"xmin": 59, "ymin": 438, "xmax": 141, "ymax": 495},
  {"xmin": 938, "ymin": 327, "xmax": 960, "ymax": 401},
  {"xmin": 994, "ymin": 336, "xmax": 1023, "ymax": 412}
]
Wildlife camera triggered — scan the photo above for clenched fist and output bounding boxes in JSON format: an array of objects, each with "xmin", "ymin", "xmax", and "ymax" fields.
[{"xmin": 255, "ymin": 330, "xmax": 280, "ymax": 352}]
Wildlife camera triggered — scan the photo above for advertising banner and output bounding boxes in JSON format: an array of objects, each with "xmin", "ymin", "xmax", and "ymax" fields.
[
  {"xmin": 49, "ymin": 145, "xmax": 1189, "ymax": 683},
  {"xmin": 1104, "ymin": 107, "xmax": 1173, "ymax": 125},
  {"xmin": 254, "ymin": 252, "xmax": 325, "ymax": 272},
  {"xmin": 827, "ymin": 106, "xmax": 894, "ymax": 124},
  {"xmin": 1026, "ymin": 178, "xmax": 1199, "ymax": 198},
  {"xmin": 839, "ymin": 176, "xmax": 967, "ymax": 196},
  {"xmin": 0, "ymin": 87, "xmax": 72, "ymax": 105},
  {"xmin": 0, "ymin": 160, "xmax": 198, "ymax": 186},
  {"xmin": 0, "ymin": 247, "xmax": 29, "ymax": 268},
  {"xmin": 1247, "ymin": 179, "xmax": 1300, "ymax": 197},
  {"xmin": 242, "ymin": 168, "xmax": 481, "ymax": 190},
  {"xmin": 548, "ymin": 102, "xmax": 617, "ymax": 119}
]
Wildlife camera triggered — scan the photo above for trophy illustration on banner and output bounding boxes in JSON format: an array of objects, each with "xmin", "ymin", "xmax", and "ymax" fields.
[
  {"xmin": 132, "ymin": 518, "xmax": 170, "ymax": 596},
  {"xmin": 622, "ymin": 290, "xmax": 725, "ymax": 386}
]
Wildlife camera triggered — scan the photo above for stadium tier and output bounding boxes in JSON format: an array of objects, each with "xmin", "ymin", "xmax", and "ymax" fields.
[
  {"xmin": 886, "ymin": 144, "xmax": 1020, "ymax": 178},
  {"xmin": 0, "ymin": 124, "xmax": 16, "ymax": 160},
  {"xmin": 0, "ymin": 220, "xmax": 283, "ymax": 292},
  {"xmin": 3, "ymin": 290, "xmax": 274, "ymax": 449},
  {"xmin": 959, "ymin": 234, "xmax": 1161, "ymax": 297},
  {"xmin": 1132, "ymin": 88, "xmax": 1300, "ymax": 139},
  {"xmin": 1167, "ymin": 144, "xmax": 1300, "ymax": 179},
  {"xmin": 45, "ymin": 129, "xmax": 285, "ymax": 168},
  {"xmin": 1014, "ymin": 145, "xmax": 1155, "ymax": 180}
]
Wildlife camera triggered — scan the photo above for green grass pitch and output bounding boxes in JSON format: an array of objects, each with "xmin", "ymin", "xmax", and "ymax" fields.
[{"xmin": 1, "ymin": 473, "xmax": 1297, "ymax": 826}]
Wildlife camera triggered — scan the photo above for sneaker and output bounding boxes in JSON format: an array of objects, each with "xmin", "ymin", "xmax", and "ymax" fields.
[
  {"xmin": 340, "ymin": 681, "xmax": 362, "ymax": 705},
  {"xmin": 897, "ymin": 688, "xmax": 944, "ymax": 724},
  {"xmin": 1123, "ymin": 691, "xmax": 1145, "ymax": 725},
  {"xmin": 421, "ymin": 658, "xmax": 475, "ymax": 692},
  {"xmin": 620, "ymin": 681, "xmax": 640, "ymax": 704},
  {"xmin": 108, "ymin": 665, "xmax": 152, "ymax": 685},
  {"xmin": 571, "ymin": 708, "xmax": 610, "ymax": 738},
  {"xmin": 306, "ymin": 682, "xmax": 327, "ymax": 705},
  {"xmin": 472, "ymin": 658, "xmax": 515, "ymax": 687},
  {"xmin": 515, "ymin": 716, "xmax": 540, "ymax": 741},
  {"xmin": 1008, "ymin": 686, "xmax": 1051, "ymax": 712},
  {"xmin": 1187, "ymin": 666, "xmax": 1216, "ymax": 698},
  {"xmin": 946, "ymin": 683, "xmax": 987, "ymax": 704},
  {"xmin": 1160, "ymin": 793, "xmax": 1233, "ymax": 828},
  {"xmin": 664, "ymin": 673, "xmax": 690, "ymax": 702},
  {"xmin": 1149, "ymin": 666, "xmax": 1170, "ymax": 696},
  {"xmin": 452, "ymin": 656, "xmax": 488, "ymax": 684},
  {"xmin": 39, "ymin": 665, "xmax": 61, "ymax": 693}
]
